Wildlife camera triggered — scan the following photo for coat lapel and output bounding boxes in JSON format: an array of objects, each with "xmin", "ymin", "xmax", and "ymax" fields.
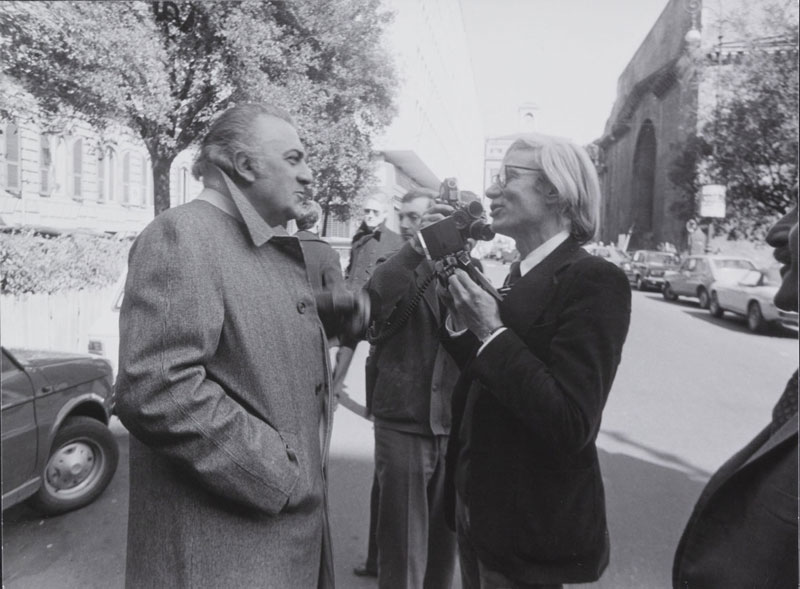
[
  {"xmin": 500, "ymin": 237, "xmax": 586, "ymax": 333},
  {"xmin": 741, "ymin": 412, "xmax": 798, "ymax": 470}
]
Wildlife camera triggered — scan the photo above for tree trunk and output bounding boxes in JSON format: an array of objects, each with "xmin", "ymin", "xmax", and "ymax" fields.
[
  {"xmin": 152, "ymin": 156, "xmax": 176, "ymax": 216},
  {"xmin": 321, "ymin": 199, "xmax": 331, "ymax": 237}
]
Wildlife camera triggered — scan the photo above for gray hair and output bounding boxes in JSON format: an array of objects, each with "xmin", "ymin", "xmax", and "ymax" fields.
[
  {"xmin": 508, "ymin": 134, "xmax": 600, "ymax": 244},
  {"xmin": 192, "ymin": 103, "xmax": 295, "ymax": 180},
  {"xmin": 296, "ymin": 200, "xmax": 323, "ymax": 231}
]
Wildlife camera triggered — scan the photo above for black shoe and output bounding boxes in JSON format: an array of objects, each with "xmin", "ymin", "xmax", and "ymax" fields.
[{"xmin": 353, "ymin": 564, "xmax": 378, "ymax": 577}]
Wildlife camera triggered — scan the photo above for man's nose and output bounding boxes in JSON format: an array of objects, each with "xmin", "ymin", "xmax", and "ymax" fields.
[
  {"xmin": 297, "ymin": 162, "xmax": 313, "ymax": 185},
  {"xmin": 485, "ymin": 182, "xmax": 502, "ymax": 199}
]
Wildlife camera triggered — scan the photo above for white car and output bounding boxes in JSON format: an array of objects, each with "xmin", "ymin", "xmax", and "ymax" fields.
[
  {"xmin": 87, "ymin": 270, "xmax": 126, "ymax": 377},
  {"xmin": 709, "ymin": 266, "xmax": 799, "ymax": 333}
]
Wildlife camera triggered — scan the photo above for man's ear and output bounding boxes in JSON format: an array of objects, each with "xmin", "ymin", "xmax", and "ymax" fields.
[{"xmin": 233, "ymin": 151, "xmax": 258, "ymax": 183}]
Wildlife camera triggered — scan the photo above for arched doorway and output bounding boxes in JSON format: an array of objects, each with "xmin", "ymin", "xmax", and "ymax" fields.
[{"xmin": 630, "ymin": 120, "xmax": 656, "ymax": 249}]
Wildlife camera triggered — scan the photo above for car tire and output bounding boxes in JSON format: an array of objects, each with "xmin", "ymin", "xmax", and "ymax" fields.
[
  {"xmin": 709, "ymin": 292, "xmax": 724, "ymax": 318},
  {"xmin": 697, "ymin": 287, "xmax": 710, "ymax": 309},
  {"xmin": 663, "ymin": 283, "xmax": 678, "ymax": 301},
  {"xmin": 636, "ymin": 276, "xmax": 646, "ymax": 291},
  {"xmin": 28, "ymin": 416, "xmax": 119, "ymax": 516},
  {"xmin": 747, "ymin": 302, "xmax": 766, "ymax": 333}
]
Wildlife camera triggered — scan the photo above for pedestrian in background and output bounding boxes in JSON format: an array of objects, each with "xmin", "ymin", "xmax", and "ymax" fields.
[
  {"xmin": 440, "ymin": 133, "xmax": 631, "ymax": 589},
  {"xmin": 345, "ymin": 193, "xmax": 403, "ymax": 291},
  {"xmin": 343, "ymin": 192, "xmax": 403, "ymax": 578},
  {"xmin": 116, "ymin": 103, "xmax": 334, "ymax": 588},
  {"xmin": 294, "ymin": 199, "xmax": 345, "ymax": 298},
  {"xmin": 672, "ymin": 201, "xmax": 798, "ymax": 588},
  {"xmin": 362, "ymin": 188, "xmax": 460, "ymax": 589}
]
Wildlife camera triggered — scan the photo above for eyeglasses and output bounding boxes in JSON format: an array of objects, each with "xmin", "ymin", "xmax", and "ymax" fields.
[{"xmin": 492, "ymin": 165, "xmax": 543, "ymax": 188}]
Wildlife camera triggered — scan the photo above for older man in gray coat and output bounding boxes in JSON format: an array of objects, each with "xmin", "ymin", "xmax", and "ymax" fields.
[{"xmin": 116, "ymin": 103, "xmax": 334, "ymax": 588}]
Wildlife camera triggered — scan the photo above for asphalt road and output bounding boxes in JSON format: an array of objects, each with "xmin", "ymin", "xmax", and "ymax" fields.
[{"xmin": 3, "ymin": 260, "xmax": 797, "ymax": 588}]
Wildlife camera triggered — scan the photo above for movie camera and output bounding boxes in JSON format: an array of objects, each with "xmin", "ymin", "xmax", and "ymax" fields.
[{"xmin": 418, "ymin": 178, "xmax": 502, "ymax": 301}]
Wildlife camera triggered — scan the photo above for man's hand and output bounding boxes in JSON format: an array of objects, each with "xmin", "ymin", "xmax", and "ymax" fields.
[
  {"xmin": 411, "ymin": 204, "xmax": 454, "ymax": 254},
  {"xmin": 447, "ymin": 268, "xmax": 503, "ymax": 340}
]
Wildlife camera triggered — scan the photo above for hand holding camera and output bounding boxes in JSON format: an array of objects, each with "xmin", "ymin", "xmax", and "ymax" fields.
[{"xmin": 445, "ymin": 268, "xmax": 504, "ymax": 342}]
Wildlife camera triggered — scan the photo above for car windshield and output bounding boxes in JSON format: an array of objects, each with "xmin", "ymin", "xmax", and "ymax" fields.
[{"xmin": 644, "ymin": 253, "xmax": 676, "ymax": 264}]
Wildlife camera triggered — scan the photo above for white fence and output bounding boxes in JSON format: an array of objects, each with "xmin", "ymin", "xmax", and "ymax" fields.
[{"xmin": 0, "ymin": 285, "xmax": 116, "ymax": 354}]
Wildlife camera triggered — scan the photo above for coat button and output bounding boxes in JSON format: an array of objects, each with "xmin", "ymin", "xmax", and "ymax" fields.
[
  {"xmin": 286, "ymin": 447, "xmax": 297, "ymax": 462},
  {"xmin": 297, "ymin": 301, "xmax": 306, "ymax": 313}
]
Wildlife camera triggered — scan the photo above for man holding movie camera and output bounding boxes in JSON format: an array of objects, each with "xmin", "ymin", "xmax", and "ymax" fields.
[
  {"xmin": 436, "ymin": 134, "xmax": 631, "ymax": 589},
  {"xmin": 362, "ymin": 187, "xmax": 462, "ymax": 589}
]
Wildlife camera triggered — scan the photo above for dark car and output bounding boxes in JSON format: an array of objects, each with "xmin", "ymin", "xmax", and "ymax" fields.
[
  {"xmin": 1, "ymin": 346, "xmax": 118, "ymax": 515},
  {"xmin": 627, "ymin": 250, "xmax": 680, "ymax": 291}
]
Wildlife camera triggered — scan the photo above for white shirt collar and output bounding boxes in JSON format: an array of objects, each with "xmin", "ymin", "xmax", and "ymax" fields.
[{"xmin": 519, "ymin": 231, "xmax": 570, "ymax": 276}]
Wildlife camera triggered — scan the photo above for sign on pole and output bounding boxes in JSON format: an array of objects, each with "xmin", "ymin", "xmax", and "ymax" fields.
[{"xmin": 699, "ymin": 184, "xmax": 726, "ymax": 218}]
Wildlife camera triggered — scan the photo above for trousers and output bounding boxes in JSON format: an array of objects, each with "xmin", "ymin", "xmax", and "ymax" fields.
[{"xmin": 374, "ymin": 425, "xmax": 456, "ymax": 589}]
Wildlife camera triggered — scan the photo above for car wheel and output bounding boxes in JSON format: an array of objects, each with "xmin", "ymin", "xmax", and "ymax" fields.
[
  {"xmin": 747, "ymin": 302, "xmax": 766, "ymax": 333},
  {"xmin": 635, "ymin": 276, "xmax": 646, "ymax": 291},
  {"xmin": 709, "ymin": 292, "xmax": 724, "ymax": 318},
  {"xmin": 28, "ymin": 416, "xmax": 119, "ymax": 515},
  {"xmin": 697, "ymin": 287, "xmax": 710, "ymax": 309},
  {"xmin": 663, "ymin": 283, "xmax": 678, "ymax": 301}
]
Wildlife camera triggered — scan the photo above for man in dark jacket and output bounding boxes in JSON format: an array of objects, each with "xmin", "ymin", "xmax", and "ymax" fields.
[
  {"xmin": 345, "ymin": 193, "xmax": 403, "ymax": 578},
  {"xmin": 363, "ymin": 188, "xmax": 461, "ymax": 589},
  {"xmin": 294, "ymin": 200, "xmax": 345, "ymax": 296},
  {"xmin": 439, "ymin": 134, "xmax": 631, "ymax": 588},
  {"xmin": 673, "ymin": 202, "xmax": 798, "ymax": 588},
  {"xmin": 346, "ymin": 194, "xmax": 403, "ymax": 291}
]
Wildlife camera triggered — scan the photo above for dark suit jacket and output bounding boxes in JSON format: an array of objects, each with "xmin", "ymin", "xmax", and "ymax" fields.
[
  {"xmin": 346, "ymin": 222, "xmax": 404, "ymax": 291},
  {"xmin": 365, "ymin": 241, "xmax": 459, "ymax": 434},
  {"xmin": 443, "ymin": 237, "xmax": 631, "ymax": 585},
  {"xmin": 673, "ymin": 407, "xmax": 798, "ymax": 588}
]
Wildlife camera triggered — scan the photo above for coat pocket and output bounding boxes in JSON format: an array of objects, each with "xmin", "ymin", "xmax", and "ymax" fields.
[{"xmin": 513, "ymin": 467, "xmax": 603, "ymax": 562}]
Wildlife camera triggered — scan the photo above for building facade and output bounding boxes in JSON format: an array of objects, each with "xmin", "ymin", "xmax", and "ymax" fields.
[
  {"xmin": 0, "ymin": 119, "xmax": 200, "ymax": 234},
  {"xmin": 594, "ymin": 0, "xmax": 791, "ymax": 251}
]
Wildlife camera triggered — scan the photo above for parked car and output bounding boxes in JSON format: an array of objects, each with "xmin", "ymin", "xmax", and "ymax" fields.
[
  {"xmin": 87, "ymin": 270, "xmax": 126, "ymax": 377},
  {"xmin": 584, "ymin": 244, "xmax": 631, "ymax": 270},
  {"xmin": 1, "ymin": 346, "xmax": 118, "ymax": 515},
  {"xmin": 627, "ymin": 250, "xmax": 680, "ymax": 291},
  {"xmin": 663, "ymin": 255, "xmax": 756, "ymax": 309},
  {"xmin": 709, "ymin": 266, "xmax": 799, "ymax": 333}
]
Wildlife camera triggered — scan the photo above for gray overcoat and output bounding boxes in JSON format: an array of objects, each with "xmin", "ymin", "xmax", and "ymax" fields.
[{"xmin": 116, "ymin": 175, "xmax": 334, "ymax": 588}]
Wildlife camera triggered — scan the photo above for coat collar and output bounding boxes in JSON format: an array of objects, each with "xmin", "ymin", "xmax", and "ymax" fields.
[
  {"xmin": 202, "ymin": 167, "xmax": 290, "ymax": 247},
  {"xmin": 500, "ymin": 236, "xmax": 587, "ymax": 330}
]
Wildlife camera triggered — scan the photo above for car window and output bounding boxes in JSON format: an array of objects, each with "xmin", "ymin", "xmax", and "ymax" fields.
[
  {"xmin": 696, "ymin": 260, "xmax": 708, "ymax": 273},
  {"xmin": 715, "ymin": 259, "xmax": 756, "ymax": 270},
  {"xmin": 685, "ymin": 259, "xmax": 697, "ymax": 271}
]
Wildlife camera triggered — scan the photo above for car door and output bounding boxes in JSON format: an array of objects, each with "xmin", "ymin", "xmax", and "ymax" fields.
[
  {"xmin": 1, "ymin": 349, "xmax": 39, "ymax": 496},
  {"xmin": 672, "ymin": 258, "xmax": 695, "ymax": 295}
]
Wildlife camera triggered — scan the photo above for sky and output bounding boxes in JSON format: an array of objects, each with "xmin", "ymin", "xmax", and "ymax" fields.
[{"xmin": 460, "ymin": 0, "xmax": 673, "ymax": 144}]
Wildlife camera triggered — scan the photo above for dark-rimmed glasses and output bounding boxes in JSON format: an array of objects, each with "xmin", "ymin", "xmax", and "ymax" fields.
[{"xmin": 492, "ymin": 165, "xmax": 543, "ymax": 188}]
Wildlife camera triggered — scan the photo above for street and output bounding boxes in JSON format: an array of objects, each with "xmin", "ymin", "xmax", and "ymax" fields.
[{"xmin": 2, "ymin": 260, "xmax": 797, "ymax": 589}]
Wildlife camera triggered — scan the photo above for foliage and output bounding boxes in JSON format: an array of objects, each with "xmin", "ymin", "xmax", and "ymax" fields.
[
  {"xmin": 0, "ymin": 0, "xmax": 398, "ymax": 221},
  {"xmin": 670, "ymin": 0, "xmax": 798, "ymax": 242},
  {"xmin": 0, "ymin": 231, "xmax": 130, "ymax": 295}
]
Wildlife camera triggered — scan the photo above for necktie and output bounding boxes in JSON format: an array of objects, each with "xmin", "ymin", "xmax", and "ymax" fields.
[
  {"xmin": 771, "ymin": 369, "xmax": 798, "ymax": 434},
  {"xmin": 507, "ymin": 261, "xmax": 522, "ymax": 286}
]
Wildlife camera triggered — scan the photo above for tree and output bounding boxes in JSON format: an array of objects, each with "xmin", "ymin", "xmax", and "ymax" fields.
[
  {"xmin": 670, "ymin": 0, "xmax": 798, "ymax": 241},
  {"xmin": 0, "ymin": 0, "xmax": 397, "ymax": 222}
]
